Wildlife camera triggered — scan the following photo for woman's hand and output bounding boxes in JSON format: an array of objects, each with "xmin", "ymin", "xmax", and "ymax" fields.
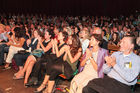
[
  {"xmin": 67, "ymin": 45, "xmax": 70, "ymax": 50},
  {"xmin": 0, "ymin": 39, "xmax": 2, "ymax": 42},
  {"xmin": 53, "ymin": 38, "xmax": 58, "ymax": 46},
  {"xmin": 26, "ymin": 39, "xmax": 31, "ymax": 46},
  {"xmin": 6, "ymin": 42, "xmax": 12, "ymax": 46},
  {"xmin": 51, "ymin": 39, "xmax": 55, "ymax": 46},
  {"xmin": 85, "ymin": 49, "xmax": 92, "ymax": 60},
  {"xmin": 38, "ymin": 36, "xmax": 42, "ymax": 44}
]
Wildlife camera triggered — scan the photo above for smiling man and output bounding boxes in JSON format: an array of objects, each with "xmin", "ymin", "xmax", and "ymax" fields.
[{"xmin": 83, "ymin": 35, "xmax": 140, "ymax": 93}]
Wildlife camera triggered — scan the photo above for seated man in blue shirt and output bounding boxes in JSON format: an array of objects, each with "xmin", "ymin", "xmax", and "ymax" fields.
[{"xmin": 83, "ymin": 35, "xmax": 140, "ymax": 93}]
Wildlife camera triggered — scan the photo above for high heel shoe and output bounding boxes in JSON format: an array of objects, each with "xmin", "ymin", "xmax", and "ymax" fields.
[
  {"xmin": 24, "ymin": 83, "xmax": 31, "ymax": 88},
  {"xmin": 34, "ymin": 84, "xmax": 46, "ymax": 93},
  {"xmin": 28, "ymin": 77, "xmax": 38, "ymax": 86}
]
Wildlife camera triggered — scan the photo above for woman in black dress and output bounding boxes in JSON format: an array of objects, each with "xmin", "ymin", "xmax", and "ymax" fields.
[{"xmin": 35, "ymin": 34, "xmax": 82, "ymax": 93}]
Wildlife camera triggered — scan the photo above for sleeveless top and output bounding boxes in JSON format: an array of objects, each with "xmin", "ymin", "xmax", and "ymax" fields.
[
  {"xmin": 57, "ymin": 43, "xmax": 67, "ymax": 60},
  {"xmin": 43, "ymin": 40, "xmax": 52, "ymax": 55},
  {"xmin": 66, "ymin": 55, "xmax": 78, "ymax": 72}
]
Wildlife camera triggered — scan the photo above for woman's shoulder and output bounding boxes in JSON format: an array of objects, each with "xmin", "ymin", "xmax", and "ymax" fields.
[
  {"xmin": 78, "ymin": 48, "xmax": 82, "ymax": 52},
  {"xmin": 99, "ymin": 48, "xmax": 108, "ymax": 53},
  {"xmin": 63, "ymin": 44, "xmax": 68, "ymax": 47},
  {"xmin": 20, "ymin": 37, "xmax": 26, "ymax": 41}
]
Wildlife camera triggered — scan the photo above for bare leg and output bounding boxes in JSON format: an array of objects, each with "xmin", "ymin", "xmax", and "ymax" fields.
[
  {"xmin": 24, "ymin": 60, "xmax": 36, "ymax": 84},
  {"xmin": 46, "ymin": 80, "xmax": 55, "ymax": 93},
  {"xmin": 4, "ymin": 63, "xmax": 10, "ymax": 68},
  {"xmin": 36, "ymin": 75, "xmax": 50, "ymax": 91},
  {"xmin": 15, "ymin": 55, "xmax": 36, "ymax": 78},
  {"xmin": 14, "ymin": 66, "xmax": 23, "ymax": 76}
]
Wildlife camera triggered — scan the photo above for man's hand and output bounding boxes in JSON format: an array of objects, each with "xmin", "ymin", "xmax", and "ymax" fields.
[
  {"xmin": 105, "ymin": 56, "xmax": 112, "ymax": 67},
  {"xmin": 105, "ymin": 56, "xmax": 116, "ymax": 67},
  {"xmin": 110, "ymin": 56, "xmax": 116, "ymax": 67}
]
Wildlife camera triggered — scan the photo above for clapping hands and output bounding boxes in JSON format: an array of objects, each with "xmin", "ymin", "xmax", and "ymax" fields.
[
  {"xmin": 37, "ymin": 36, "xmax": 42, "ymax": 44},
  {"xmin": 51, "ymin": 38, "xmax": 58, "ymax": 46},
  {"xmin": 6, "ymin": 42, "xmax": 12, "ymax": 46},
  {"xmin": 86, "ymin": 49, "xmax": 92, "ymax": 60},
  {"xmin": 105, "ymin": 56, "xmax": 116, "ymax": 67}
]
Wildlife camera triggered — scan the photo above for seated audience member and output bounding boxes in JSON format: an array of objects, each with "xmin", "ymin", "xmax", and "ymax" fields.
[
  {"xmin": 93, "ymin": 27, "xmax": 108, "ymax": 50},
  {"xmin": 25, "ymin": 31, "xmax": 67, "ymax": 87},
  {"xmin": 35, "ymin": 34, "xmax": 82, "ymax": 93},
  {"xmin": 0, "ymin": 25, "xmax": 12, "ymax": 65},
  {"xmin": 79, "ymin": 27, "xmax": 108, "ymax": 73},
  {"xmin": 109, "ymin": 32, "xmax": 120, "ymax": 46},
  {"xmin": 13, "ymin": 30, "xmax": 39, "ymax": 76},
  {"xmin": 78, "ymin": 27, "xmax": 90, "ymax": 72},
  {"xmin": 83, "ymin": 35, "xmax": 140, "ymax": 93},
  {"xmin": 3, "ymin": 27, "xmax": 28, "ymax": 69},
  {"xmin": 70, "ymin": 34, "xmax": 108, "ymax": 93},
  {"xmin": 80, "ymin": 27, "xmax": 90, "ymax": 54},
  {"xmin": 136, "ymin": 37, "xmax": 140, "ymax": 55},
  {"xmin": 14, "ymin": 31, "xmax": 53, "ymax": 86},
  {"xmin": 0, "ymin": 24, "xmax": 7, "ymax": 42},
  {"xmin": 34, "ymin": 31, "xmax": 69, "ymax": 92}
]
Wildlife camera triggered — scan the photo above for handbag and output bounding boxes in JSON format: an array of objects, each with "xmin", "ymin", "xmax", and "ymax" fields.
[
  {"xmin": 18, "ymin": 50, "xmax": 27, "ymax": 54},
  {"xmin": 30, "ymin": 49, "xmax": 44, "ymax": 57}
]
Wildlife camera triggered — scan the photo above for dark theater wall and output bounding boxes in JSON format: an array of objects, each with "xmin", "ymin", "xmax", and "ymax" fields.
[{"xmin": 0, "ymin": 0, "xmax": 139, "ymax": 16}]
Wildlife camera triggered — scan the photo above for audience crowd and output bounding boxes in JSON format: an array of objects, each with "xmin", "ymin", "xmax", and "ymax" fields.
[{"xmin": 0, "ymin": 12, "xmax": 140, "ymax": 93}]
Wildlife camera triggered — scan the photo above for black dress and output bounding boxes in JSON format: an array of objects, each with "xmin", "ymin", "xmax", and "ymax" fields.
[
  {"xmin": 31, "ymin": 43, "xmax": 67, "ymax": 80},
  {"xmin": 45, "ymin": 43, "xmax": 74, "ymax": 80}
]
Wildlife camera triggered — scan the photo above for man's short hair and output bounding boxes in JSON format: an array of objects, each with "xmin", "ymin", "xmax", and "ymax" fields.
[{"xmin": 124, "ymin": 35, "xmax": 136, "ymax": 48}]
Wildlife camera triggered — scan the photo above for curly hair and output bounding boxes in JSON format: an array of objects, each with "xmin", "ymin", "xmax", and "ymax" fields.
[{"xmin": 14, "ymin": 27, "xmax": 26, "ymax": 38}]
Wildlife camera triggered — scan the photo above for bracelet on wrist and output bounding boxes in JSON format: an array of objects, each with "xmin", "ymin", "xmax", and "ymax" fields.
[{"xmin": 89, "ymin": 57, "xmax": 93, "ymax": 60}]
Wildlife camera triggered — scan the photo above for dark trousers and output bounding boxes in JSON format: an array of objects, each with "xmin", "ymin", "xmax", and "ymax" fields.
[
  {"xmin": 0, "ymin": 44, "xmax": 9, "ymax": 65},
  {"xmin": 13, "ymin": 52, "xmax": 30, "ymax": 66},
  {"xmin": 83, "ymin": 75, "xmax": 131, "ymax": 93}
]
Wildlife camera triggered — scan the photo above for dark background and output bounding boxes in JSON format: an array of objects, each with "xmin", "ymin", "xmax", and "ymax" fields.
[{"xmin": 0, "ymin": 0, "xmax": 139, "ymax": 16}]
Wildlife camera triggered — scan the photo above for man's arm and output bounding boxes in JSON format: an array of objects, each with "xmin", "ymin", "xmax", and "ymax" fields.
[{"xmin": 111, "ymin": 56, "xmax": 140, "ymax": 83}]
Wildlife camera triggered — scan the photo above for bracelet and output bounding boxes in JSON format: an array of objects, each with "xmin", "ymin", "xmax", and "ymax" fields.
[{"xmin": 89, "ymin": 57, "xmax": 93, "ymax": 60}]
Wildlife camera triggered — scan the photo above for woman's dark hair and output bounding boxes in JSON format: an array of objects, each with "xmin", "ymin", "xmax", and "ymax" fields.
[
  {"xmin": 91, "ymin": 34, "xmax": 103, "ymax": 46},
  {"xmin": 38, "ymin": 30, "xmax": 44, "ymax": 38},
  {"xmin": 61, "ymin": 31, "xmax": 68, "ymax": 43},
  {"xmin": 110, "ymin": 32, "xmax": 120, "ymax": 44},
  {"xmin": 91, "ymin": 34, "xmax": 103, "ymax": 42},
  {"xmin": 14, "ymin": 27, "xmax": 26, "ymax": 38},
  {"xmin": 70, "ymin": 34, "xmax": 81, "ymax": 57},
  {"xmin": 102, "ymin": 29, "xmax": 106, "ymax": 36},
  {"xmin": 48, "ymin": 28, "xmax": 55, "ymax": 39}
]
